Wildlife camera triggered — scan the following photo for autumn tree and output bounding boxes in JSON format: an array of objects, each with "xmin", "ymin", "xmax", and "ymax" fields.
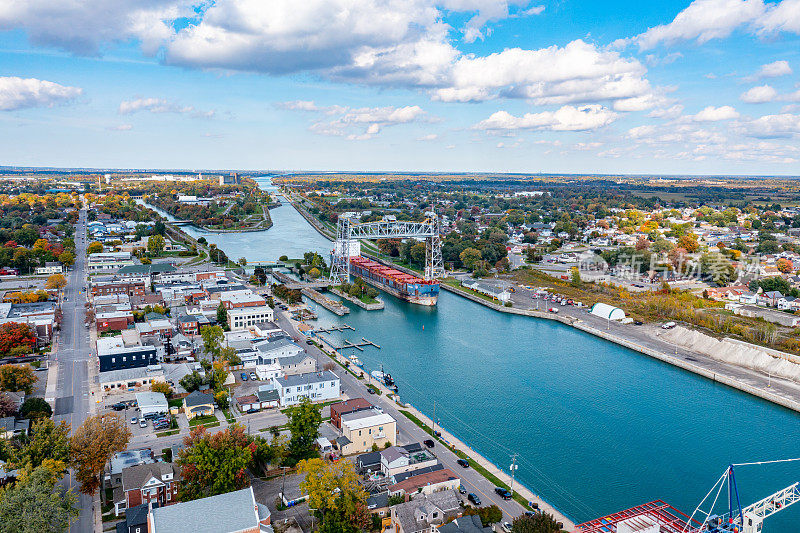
[
  {"xmin": 45, "ymin": 273, "xmax": 67, "ymax": 290},
  {"xmin": 15, "ymin": 419, "xmax": 71, "ymax": 472},
  {"xmin": 86, "ymin": 242, "xmax": 103, "ymax": 254},
  {"xmin": 678, "ymin": 233, "xmax": 700, "ymax": 253},
  {"xmin": 0, "ymin": 393, "xmax": 16, "ymax": 417},
  {"xmin": 0, "ymin": 364, "xmax": 36, "ymax": 394},
  {"xmin": 459, "ymin": 247, "xmax": 482, "ymax": 271},
  {"xmin": 0, "ymin": 463, "xmax": 79, "ymax": 533},
  {"xmin": 58, "ymin": 250, "xmax": 75, "ymax": 267},
  {"xmin": 0, "ymin": 323, "xmax": 37, "ymax": 356},
  {"xmin": 150, "ymin": 382, "xmax": 172, "ymax": 397},
  {"xmin": 286, "ymin": 396, "xmax": 322, "ymax": 461},
  {"xmin": 147, "ymin": 234, "xmax": 166, "ymax": 255},
  {"xmin": 200, "ymin": 324, "xmax": 224, "ymax": 361},
  {"xmin": 511, "ymin": 512, "xmax": 565, "ymax": 533},
  {"xmin": 298, "ymin": 458, "xmax": 369, "ymax": 533},
  {"xmin": 777, "ymin": 257, "xmax": 793, "ymax": 274},
  {"xmin": 178, "ymin": 425, "xmax": 252, "ymax": 501},
  {"xmin": 463, "ymin": 505, "xmax": 504, "ymax": 526},
  {"xmin": 70, "ymin": 414, "xmax": 131, "ymax": 495}
]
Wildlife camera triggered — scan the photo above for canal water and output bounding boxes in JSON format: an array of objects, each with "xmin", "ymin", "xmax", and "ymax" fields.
[{"xmin": 161, "ymin": 178, "xmax": 800, "ymax": 529}]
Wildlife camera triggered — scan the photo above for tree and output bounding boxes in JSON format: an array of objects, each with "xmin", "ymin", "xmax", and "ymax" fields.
[
  {"xmin": 459, "ymin": 247, "xmax": 482, "ymax": 271},
  {"xmin": 678, "ymin": 233, "xmax": 700, "ymax": 253},
  {"xmin": 70, "ymin": 414, "xmax": 131, "ymax": 495},
  {"xmin": 286, "ymin": 397, "xmax": 322, "ymax": 461},
  {"xmin": 219, "ymin": 346, "xmax": 242, "ymax": 366},
  {"xmin": 297, "ymin": 458, "xmax": 368, "ymax": 533},
  {"xmin": 57, "ymin": 250, "xmax": 75, "ymax": 267},
  {"xmin": 0, "ymin": 393, "xmax": 16, "ymax": 417},
  {"xmin": 511, "ymin": 513, "xmax": 565, "ymax": 533},
  {"xmin": 463, "ymin": 505, "xmax": 504, "ymax": 526},
  {"xmin": 777, "ymin": 257, "xmax": 793, "ymax": 274},
  {"xmin": 200, "ymin": 325, "xmax": 224, "ymax": 361},
  {"xmin": 16, "ymin": 419, "xmax": 71, "ymax": 471},
  {"xmin": 0, "ymin": 364, "xmax": 36, "ymax": 394},
  {"xmin": 86, "ymin": 242, "xmax": 103, "ymax": 254},
  {"xmin": 179, "ymin": 371, "xmax": 205, "ymax": 393},
  {"xmin": 147, "ymin": 234, "xmax": 166, "ymax": 256},
  {"xmin": 0, "ymin": 463, "xmax": 79, "ymax": 533},
  {"xmin": 570, "ymin": 267, "xmax": 582, "ymax": 288},
  {"xmin": 215, "ymin": 305, "xmax": 228, "ymax": 329},
  {"xmin": 45, "ymin": 273, "xmax": 67, "ymax": 290},
  {"xmin": 308, "ymin": 267, "xmax": 321, "ymax": 279},
  {"xmin": 20, "ymin": 397, "xmax": 52, "ymax": 420},
  {"xmin": 177, "ymin": 425, "xmax": 252, "ymax": 501},
  {"xmin": 237, "ymin": 257, "xmax": 247, "ymax": 267},
  {"xmin": 150, "ymin": 382, "xmax": 172, "ymax": 397},
  {"xmin": 0, "ymin": 323, "xmax": 37, "ymax": 356},
  {"xmin": 207, "ymin": 362, "xmax": 229, "ymax": 392},
  {"xmin": 214, "ymin": 390, "xmax": 230, "ymax": 410}
]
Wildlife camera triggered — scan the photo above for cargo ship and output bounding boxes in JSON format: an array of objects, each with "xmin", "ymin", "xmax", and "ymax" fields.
[{"xmin": 349, "ymin": 256, "xmax": 439, "ymax": 306}]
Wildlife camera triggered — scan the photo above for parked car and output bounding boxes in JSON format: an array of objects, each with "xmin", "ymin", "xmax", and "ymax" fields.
[
  {"xmin": 423, "ymin": 439, "xmax": 435, "ymax": 448},
  {"xmin": 662, "ymin": 321, "xmax": 677, "ymax": 329},
  {"xmin": 524, "ymin": 511, "xmax": 540, "ymax": 517},
  {"xmin": 246, "ymin": 408, "xmax": 259, "ymax": 414},
  {"xmin": 306, "ymin": 339, "xmax": 314, "ymax": 345},
  {"xmin": 458, "ymin": 485, "xmax": 467, "ymax": 495},
  {"xmin": 456, "ymin": 459, "xmax": 470, "ymax": 468},
  {"xmin": 249, "ymin": 372, "xmax": 257, "ymax": 380},
  {"xmin": 548, "ymin": 308, "xmax": 559, "ymax": 313},
  {"xmin": 467, "ymin": 493, "xmax": 481, "ymax": 505},
  {"xmin": 633, "ymin": 321, "xmax": 643, "ymax": 326},
  {"xmin": 495, "ymin": 487, "xmax": 512, "ymax": 500},
  {"xmin": 240, "ymin": 372, "xmax": 249, "ymax": 381},
  {"xmin": 502, "ymin": 522, "xmax": 512, "ymax": 533},
  {"xmin": 111, "ymin": 403, "xmax": 126, "ymax": 411},
  {"xmin": 130, "ymin": 417, "xmax": 138, "ymax": 424},
  {"xmin": 139, "ymin": 419, "xmax": 148, "ymax": 428}
]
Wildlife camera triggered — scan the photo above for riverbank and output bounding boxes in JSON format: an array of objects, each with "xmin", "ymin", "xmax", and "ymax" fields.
[
  {"xmin": 285, "ymin": 194, "xmax": 800, "ymax": 415},
  {"xmin": 329, "ymin": 287, "xmax": 384, "ymax": 310}
]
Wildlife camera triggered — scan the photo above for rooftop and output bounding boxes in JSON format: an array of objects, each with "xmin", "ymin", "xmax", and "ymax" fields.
[{"xmin": 148, "ymin": 486, "xmax": 269, "ymax": 533}]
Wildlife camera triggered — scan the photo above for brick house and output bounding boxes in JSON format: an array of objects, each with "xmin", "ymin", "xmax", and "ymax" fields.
[
  {"xmin": 177, "ymin": 315, "xmax": 199, "ymax": 336},
  {"xmin": 114, "ymin": 462, "xmax": 180, "ymax": 516},
  {"xmin": 92, "ymin": 280, "xmax": 146, "ymax": 297},
  {"xmin": 330, "ymin": 398, "xmax": 373, "ymax": 429}
]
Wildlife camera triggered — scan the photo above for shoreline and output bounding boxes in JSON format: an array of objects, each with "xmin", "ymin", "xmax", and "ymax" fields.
[{"xmin": 286, "ymin": 194, "xmax": 800, "ymax": 415}]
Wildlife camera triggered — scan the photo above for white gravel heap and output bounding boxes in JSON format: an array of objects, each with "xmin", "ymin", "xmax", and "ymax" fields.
[{"xmin": 659, "ymin": 326, "xmax": 800, "ymax": 383}]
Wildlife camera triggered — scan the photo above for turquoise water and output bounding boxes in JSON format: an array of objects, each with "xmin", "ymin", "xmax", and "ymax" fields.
[{"xmin": 167, "ymin": 178, "xmax": 800, "ymax": 530}]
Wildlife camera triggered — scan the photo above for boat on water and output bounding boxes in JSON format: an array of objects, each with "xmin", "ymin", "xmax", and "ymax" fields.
[
  {"xmin": 349, "ymin": 355, "xmax": 362, "ymax": 366},
  {"xmin": 371, "ymin": 369, "xmax": 395, "ymax": 387},
  {"xmin": 349, "ymin": 256, "xmax": 439, "ymax": 306}
]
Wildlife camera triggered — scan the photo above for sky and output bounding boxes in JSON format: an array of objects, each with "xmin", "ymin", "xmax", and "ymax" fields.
[{"xmin": 1, "ymin": 0, "xmax": 800, "ymax": 175}]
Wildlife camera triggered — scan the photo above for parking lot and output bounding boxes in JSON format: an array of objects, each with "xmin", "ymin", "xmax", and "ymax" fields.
[{"xmin": 101, "ymin": 392, "xmax": 177, "ymax": 438}]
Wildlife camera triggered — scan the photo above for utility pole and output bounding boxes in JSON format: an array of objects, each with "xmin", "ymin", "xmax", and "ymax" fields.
[
  {"xmin": 432, "ymin": 400, "xmax": 436, "ymax": 435},
  {"xmin": 281, "ymin": 466, "xmax": 289, "ymax": 502},
  {"xmin": 509, "ymin": 454, "xmax": 518, "ymax": 497}
]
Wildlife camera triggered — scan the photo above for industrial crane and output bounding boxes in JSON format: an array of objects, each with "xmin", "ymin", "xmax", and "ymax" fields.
[{"xmin": 329, "ymin": 212, "xmax": 444, "ymax": 284}]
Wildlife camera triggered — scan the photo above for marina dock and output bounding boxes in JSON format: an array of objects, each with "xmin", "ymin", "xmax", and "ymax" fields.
[
  {"xmin": 333, "ymin": 337, "xmax": 381, "ymax": 351},
  {"xmin": 301, "ymin": 288, "xmax": 349, "ymax": 316},
  {"xmin": 312, "ymin": 324, "xmax": 355, "ymax": 334}
]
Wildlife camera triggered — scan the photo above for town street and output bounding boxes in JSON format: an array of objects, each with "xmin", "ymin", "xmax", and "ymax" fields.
[{"xmin": 52, "ymin": 208, "xmax": 95, "ymax": 533}]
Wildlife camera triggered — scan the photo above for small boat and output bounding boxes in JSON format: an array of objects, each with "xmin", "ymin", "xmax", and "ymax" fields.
[{"xmin": 349, "ymin": 355, "xmax": 362, "ymax": 366}]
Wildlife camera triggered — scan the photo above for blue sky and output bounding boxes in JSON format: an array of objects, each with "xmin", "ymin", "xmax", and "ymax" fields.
[{"xmin": 2, "ymin": 0, "xmax": 800, "ymax": 174}]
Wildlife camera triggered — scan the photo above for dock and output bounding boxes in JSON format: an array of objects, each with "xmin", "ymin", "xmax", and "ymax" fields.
[
  {"xmin": 330, "ymin": 337, "xmax": 381, "ymax": 351},
  {"xmin": 312, "ymin": 324, "xmax": 355, "ymax": 334},
  {"xmin": 301, "ymin": 288, "xmax": 349, "ymax": 316}
]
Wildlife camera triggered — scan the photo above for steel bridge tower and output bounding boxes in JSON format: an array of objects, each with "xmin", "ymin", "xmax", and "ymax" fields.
[{"xmin": 329, "ymin": 213, "xmax": 445, "ymax": 284}]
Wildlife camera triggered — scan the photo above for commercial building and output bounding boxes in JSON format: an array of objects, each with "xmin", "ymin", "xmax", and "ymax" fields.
[
  {"xmin": 272, "ymin": 370, "xmax": 340, "ymax": 407},
  {"xmin": 330, "ymin": 398, "xmax": 373, "ymax": 429},
  {"xmin": 380, "ymin": 444, "xmax": 438, "ymax": 478},
  {"xmin": 92, "ymin": 280, "xmax": 146, "ymax": 297},
  {"xmin": 340, "ymin": 409, "xmax": 396, "ymax": 455},
  {"xmin": 227, "ymin": 305, "xmax": 274, "ymax": 330},
  {"xmin": 100, "ymin": 367, "xmax": 165, "ymax": 394},
  {"xmin": 98, "ymin": 342, "xmax": 159, "ymax": 372},
  {"xmin": 388, "ymin": 468, "xmax": 460, "ymax": 498},
  {"xmin": 135, "ymin": 392, "xmax": 168, "ymax": 417}
]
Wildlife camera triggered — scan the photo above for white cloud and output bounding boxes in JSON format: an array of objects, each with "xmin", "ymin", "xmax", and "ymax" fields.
[
  {"xmin": 648, "ymin": 104, "xmax": 685, "ymax": 119},
  {"xmin": 298, "ymin": 104, "xmax": 428, "ymax": 140},
  {"xmin": 627, "ymin": 125, "xmax": 657, "ymax": 139},
  {"xmin": 473, "ymin": 105, "xmax": 618, "ymax": 132},
  {"xmin": 118, "ymin": 97, "xmax": 215, "ymax": 117},
  {"xmin": 0, "ymin": 76, "xmax": 82, "ymax": 111},
  {"xmin": 417, "ymin": 133, "xmax": 439, "ymax": 141},
  {"xmin": 751, "ymin": 60, "xmax": 792, "ymax": 79},
  {"xmin": 740, "ymin": 84, "xmax": 778, "ymax": 103},
  {"xmin": 107, "ymin": 124, "xmax": 133, "ymax": 131},
  {"xmin": 440, "ymin": 0, "xmax": 539, "ymax": 43},
  {"xmin": 742, "ymin": 113, "xmax": 800, "ymax": 137},
  {"xmin": 277, "ymin": 100, "xmax": 321, "ymax": 112},
  {"xmin": 691, "ymin": 105, "xmax": 739, "ymax": 121},
  {"xmin": 756, "ymin": 0, "xmax": 800, "ymax": 34}
]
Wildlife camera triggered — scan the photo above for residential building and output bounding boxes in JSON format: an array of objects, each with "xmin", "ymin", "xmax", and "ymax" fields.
[
  {"xmin": 147, "ymin": 486, "xmax": 271, "ymax": 533},
  {"xmin": 340, "ymin": 409, "xmax": 396, "ymax": 454},
  {"xmin": 389, "ymin": 490, "xmax": 461, "ymax": 533},
  {"xmin": 183, "ymin": 390, "xmax": 214, "ymax": 420},
  {"xmin": 381, "ymin": 444, "xmax": 438, "ymax": 478},
  {"xmin": 115, "ymin": 503, "xmax": 151, "ymax": 533},
  {"xmin": 388, "ymin": 468, "xmax": 460, "ymax": 498},
  {"xmin": 228, "ymin": 305, "xmax": 274, "ymax": 330},
  {"xmin": 0, "ymin": 417, "xmax": 29, "ymax": 439},
  {"xmin": 114, "ymin": 462, "xmax": 180, "ymax": 516},
  {"xmin": 35, "ymin": 262, "xmax": 63, "ymax": 275},
  {"xmin": 106, "ymin": 449, "xmax": 154, "ymax": 489},
  {"xmin": 272, "ymin": 370, "xmax": 340, "ymax": 406},
  {"xmin": 330, "ymin": 398, "xmax": 373, "ymax": 428},
  {"xmin": 438, "ymin": 515, "xmax": 493, "ymax": 533},
  {"xmin": 278, "ymin": 353, "xmax": 317, "ymax": 376},
  {"xmin": 177, "ymin": 315, "xmax": 200, "ymax": 336}
]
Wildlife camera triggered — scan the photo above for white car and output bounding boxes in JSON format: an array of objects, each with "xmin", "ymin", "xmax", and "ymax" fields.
[
  {"xmin": 502, "ymin": 522, "xmax": 512, "ymax": 533},
  {"xmin": 661, "ymin": 321, "xmax": 677, "ymax": 329}
]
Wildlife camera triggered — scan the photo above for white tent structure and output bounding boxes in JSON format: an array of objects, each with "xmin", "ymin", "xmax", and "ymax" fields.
[{"xmin": 589, "ymin": 303, "xmax": 626, "ymax": 321}]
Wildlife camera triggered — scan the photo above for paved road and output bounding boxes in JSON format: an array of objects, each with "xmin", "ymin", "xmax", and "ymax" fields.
[
  {"xmin": 274, "ymin": 310, "xmax": 529, "ymax": 523},
  {"xmin": 53, "ymin": 208, "xmax": 94, "ymax": 533}
]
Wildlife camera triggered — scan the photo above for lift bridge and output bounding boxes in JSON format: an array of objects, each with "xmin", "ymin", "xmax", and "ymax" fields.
[
  {"xmin": 577, "ymin": 459, "xmax": 800, "ymax": 533},
  {"xmin": 329, "ymin": 213, "xmax": 445, "ymax": 284}
]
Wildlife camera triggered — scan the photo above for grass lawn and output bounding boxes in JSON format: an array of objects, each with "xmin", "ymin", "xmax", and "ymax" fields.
[
  {"xmin": 188, "ymin": 413, "xmax": 219, "ymax": 427},
  {"xmin": 156, "ymin": 429, "xmax": 180, "ymax": 438},
  {"xmin": 442, "ymin": 278, "xmax": 503, "ymax": 305},
  {"xmin": 168, "ymin": 398, "xmax": 183, "ymax": 408},
  {"xmin": 222, "ymin": 408, "xmax": 236, "ymax": 423}
]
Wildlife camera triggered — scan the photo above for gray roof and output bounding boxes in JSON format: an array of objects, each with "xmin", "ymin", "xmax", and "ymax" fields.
[
  {"xmin": 367, "ymin": 492, "xmax": 389, "ymax": 510},
  {"xmin": 257, "ymin": 389, "xmax": 280, "ymax": 403},
  {"xmin": 255, "ymin": 336, "xmax": 301, "ymax": 354},
  {"xmin": 278, "ymin": 353, "xmax": 315, "ymax": 367},
  {"xmin": 357, "ymin": 451, "xmax": 382, "ymax": 468},
  {"xmin": 0, "ymin": 417, "xmax": 28, "ymax": 434},
  {"xmin": 393, "ymin": 463, "xmax": 445, "ymax": 484},
  {"xmin": 99, "ymin": 366, "xmax": 164, "ymax": 384},
  {"xmin": 122, "ymin": 462, "xmax": 180, "ymax": 492},
  {"xmin": 149, "ymin": 486, "xmax": 266, "ymax": 533},
  {"xmin": 110, "ymin": 449, "xmax": 153, "ymax": 476},
  {"xmin": 438, "ymin": 515, "xmax": 492, "ymax": 533},
  {"xmin": 274, "ymin": 370, "xmax": 338, "ymax": 388},
  {"xmin": 119, "ymin": 264, "xmax": 177, "ymax": 275},
  {"xmin": 391, "ymin": 490, "xmax": 460, "ymax": 533},
  {"xmin": 135, "ymin": 391, "xmax": 168, "ymax": 409},
  {"xmin": 183, "ymin": 390, "xmax": 213, "ymax": 408},
  {"xmin": 335, "ymin": 436, "xmax": 352, "ymax": 446}
]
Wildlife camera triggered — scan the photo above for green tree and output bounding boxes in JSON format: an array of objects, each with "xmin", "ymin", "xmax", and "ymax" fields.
[
  {"xmin": 214, "ymin": 390, "xmax": 230, "ymax": 410},
  {"xmin": 463, "ymin": 505, "xmax": 503, "ymax": 527},
  {"xmin": 286, "ymin": 397, "xmax": 322, "ymax": 461},
  {"xmin": 147, "ymin": 234, "xmax": 166, "ymax": 256},
  {"xmin": 0, "ymin": 364, "xmax": 36, "ymax": 394},
  {"xmin": 20, "ymin": 398, "xmax": 52, "ymax": 420},
  {"xmin": 200, "ymin": 325, "xmax": 224, "ymax": 361},
  {"xmin": 511, "ymin": 513, "xmax": 565, "ymax": 533},
  {"xmin": 0, "ymin": 463, "xmax": 79, "ymax": 533},
  {"xmin": 178, "ymin": 425, "xmax": 252, "ymax": 501},
  {"xmin": 459, "ymin": 247, "xmax": 482, "ymax": 271},
  {"xmin": 179, "ymin": 371, "xmax": 205, "ymax": 393},
  {"xmin": 215, "ymin": 305, "xmax": 228, "ymax": 329},
  {"xmin": 15, "ymin": 419, "xmax": 71, "ymax": 471},
  {"xmin": 298, "ymin": 458, "xmax": 369, "ymax": 533},
  {"xmin": 57, "ymin": 250, "xmax": 75, "ymax": 267}
]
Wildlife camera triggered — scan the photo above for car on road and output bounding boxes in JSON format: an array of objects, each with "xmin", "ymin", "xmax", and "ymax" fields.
[
  {"xmin": 633, "ymin": 321, "xmax": 643, "ymax": 326},
  {"xmin": 138, "ymin": 419, "xmax": 148, "ymax": 428},
  {"xmin": 502, "ymin": 522, "xmax": 512, "ymax": 533},
  {"xmin": 249, "ymin": 372, "xmax": 257, "ymax": 380},
  {"xmin": 367, "ymin": 388, "xmax": 376, "ymax": 394},
  {"xmin": 495, "ymin": 487, "xmax": 512, "ymax": 500},
  {"xmin": 246, "ymin": 408, "xmax": 259, "ymax": 414},
  {"xmin": 306, "ymin": 339, "xmax": 314, "ymax": 345},
  {"xmin": 524, "ymin": 510, "xmax": 539, "ymax": 517},
  {"xmin": 458, "ymin": 485, "xmax": 467, "ymax": 495},
  {"xmin": 130, "ymin": 417, "xmax": 138, "ymax": 424},
  {"xmin": 456, "ymin": 459, "xmax": 470, "ymax": 468},
  {"xmin": 110, "ymin": 403, "xmax": 126, "ymax": 411},
  {"xmin": 423, "ymin": 439, "xmax": 435, "ymax": 448},
  {"xmin": 240, "ymin": 372, "xmax": 248, "ymax": 381},
  {"xmin": 467, "ymin": 493, "xmax": 481, "ymax": 505},
  {"xmin": 548, "ymin": 307, "xmax": 559, "ymax": 313}
]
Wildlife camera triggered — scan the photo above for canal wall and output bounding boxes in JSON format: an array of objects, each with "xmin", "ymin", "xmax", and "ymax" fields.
[
  {"xmin": 329, "ymin": 287, "xmax": 385, "ymax": 310},
  {"xmin": 301, "ymin": 288, "xmax": 349, "ymax": 316}
]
